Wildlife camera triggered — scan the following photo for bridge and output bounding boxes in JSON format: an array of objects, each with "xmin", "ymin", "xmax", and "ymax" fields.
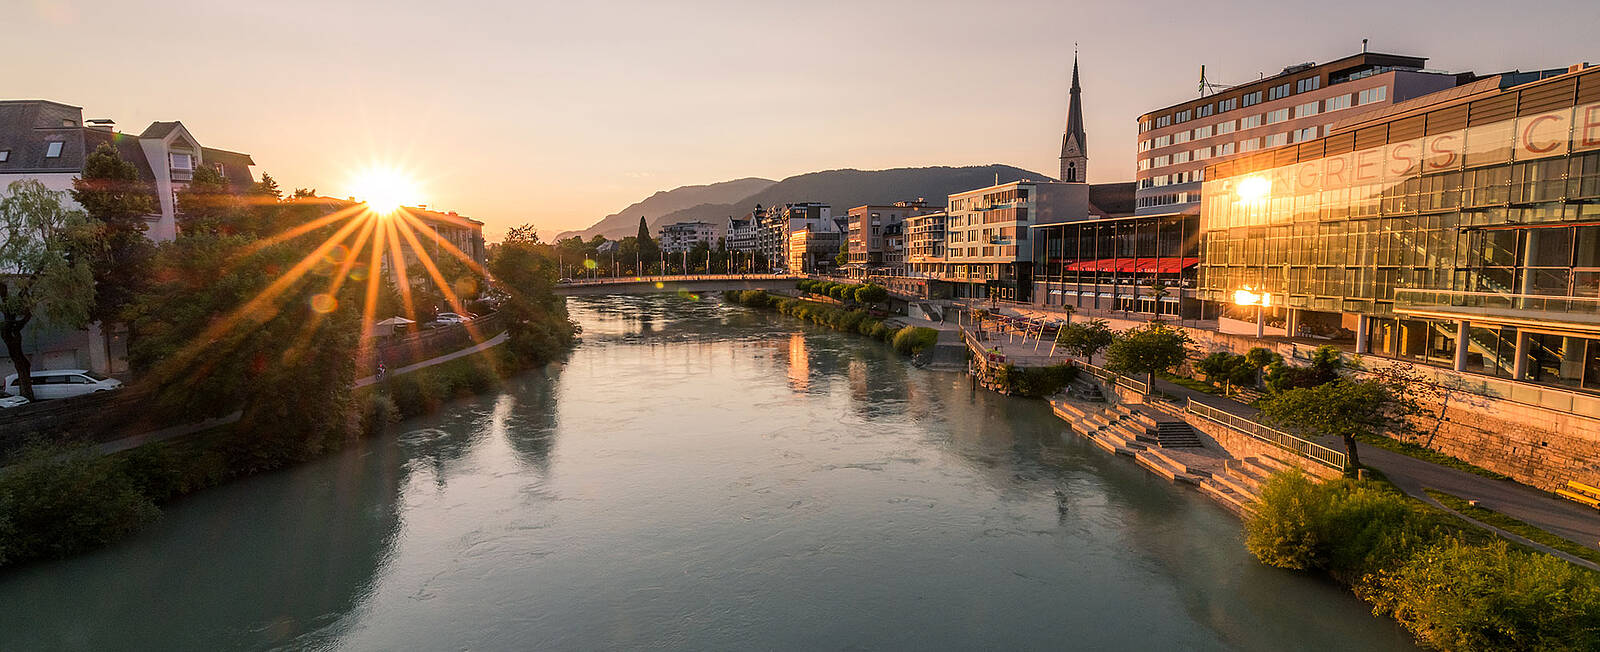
[{"xmin": 553, "ymin": 274, "xmax": 805, "ymax": 296}]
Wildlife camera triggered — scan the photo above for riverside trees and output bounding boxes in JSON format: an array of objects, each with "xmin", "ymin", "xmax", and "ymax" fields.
[
  {"xmin": 1104, "ymin": 322, "xmax": 1193, "ymax": 388},
  {"xmin": 0, "ymin": 181, "xmax": 98, "ymax": 401}
]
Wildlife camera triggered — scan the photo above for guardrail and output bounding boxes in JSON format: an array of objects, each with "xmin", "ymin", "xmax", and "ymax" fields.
[
  {"xmin": 1393, "ymin": 288, "xmax": 1600, "ymax": 319},
  {"xmin": 1185, "ymin": 398, "xmax": 1348, "ymax": 470},
  {"xmin": 558, "ymin": 274, "xmax": 800, "ymax": 286},
  {"xmin": 1076, "ymin": 360, "xmax": 1150, "ymax": 395}
]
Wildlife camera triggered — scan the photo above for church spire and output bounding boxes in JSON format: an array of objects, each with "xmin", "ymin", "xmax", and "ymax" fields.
[{"xmin": 1060, "ymin": 48, "xmax": 1088, "ymax": 183}]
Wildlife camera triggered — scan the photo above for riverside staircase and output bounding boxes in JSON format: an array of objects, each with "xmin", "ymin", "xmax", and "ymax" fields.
[{"xmin": 1051, "ymin": 396, "xmax": 1292, "ymax": 517}]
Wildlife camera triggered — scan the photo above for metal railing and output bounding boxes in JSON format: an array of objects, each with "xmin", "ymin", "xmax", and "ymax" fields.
[
  {"xmin": 1393, "ymin": 288, "xmax": 1600, "ymax": 319},
  {"xmin": 1185, "ymin": 398, "xmax": 1348, "ymax": 470},
  {"xmin": 558, "ymin": 273, "xmax": 800, "ymax": 286},
  {"xmin": 1076, "ymin": 360, "xmax": 1150, "ymax": 395}
]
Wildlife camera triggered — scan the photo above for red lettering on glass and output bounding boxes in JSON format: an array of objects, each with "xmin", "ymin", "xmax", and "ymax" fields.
[
  {"xmin": 1388, "ymin": 142, "xmax": 1417, "ymax": 177},
  {"xmin": 1521, "ymin": 115, "xmax": 1563, "ymax": 154},
  {"xmin": 1427, "ymin": 134, "xmax": 1459, "ymax": 169},
  {"xmin": 1354, "ymin": 149, "xmax": 1380, "ymax": 181}
]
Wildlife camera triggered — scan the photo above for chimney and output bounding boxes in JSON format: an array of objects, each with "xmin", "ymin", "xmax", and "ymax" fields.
[{"xmin": 86, "ymin": 119, "xmax": 115, "ymax": 133}]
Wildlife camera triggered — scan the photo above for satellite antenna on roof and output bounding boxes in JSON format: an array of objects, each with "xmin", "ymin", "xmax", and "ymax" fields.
[{"xmin": 1362, "ymin": 38, "xmax": 1369, "ymax": 53}]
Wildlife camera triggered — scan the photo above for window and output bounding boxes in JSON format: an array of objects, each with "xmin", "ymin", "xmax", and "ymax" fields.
[
  {"xmin": 1140, "ymin": 120, "xmax": 1152, "ymax": 133},
  {"xmin": 170, "ymin": 152, "xmax": 192, "ymax": 169},
  {"xmin": 1294, "ymin": 101, "xmax": 1319, "ymax": 119},
  {"xmin": 1263, "ymin": 133, "xmax": 1288, "ymax": 148},
  {"xmin": 44, "ymin": 141, "xmax": 63, "ymax": 158},
  {"xmin": 1216, "ymin": 120, "xmax": 1236, "ymax": 135},
  {"xmin": 1242, "ymin": 91, "xmax": 1263, "ymax": 107},
  {"xmin": 61, "ymin": 119, "xmax": 76, "ymax": 127},
  {"xmin": 1137, "ymin": 158, "xmax": 1151, "ymax": 171},
  {"xmin": 1357, "ymin": 86, "xmax": 1387, "ymax": 106},
  {"xmin": 1193, "ymin": 146, "xmax": 1212, "ymax": 160},
  {"xmin": 1192, "ymin": 125, "xmax": 1213, "ymax": 139},
  {"xmin": 212, "ymin": 162, "xmax": 225, "ymax": 176},
  {"xmin": 1268, "ymin": 83, "xmax": 1291, "ymax": 100},
  {"xmin": 1154, "ymin": 135, "xmax": 1171, "ymax": 148},
  {"xmin": 1239, "ymin": 114, "xmax": 1263, "ymax": 130},
  {"xmin": 1153, "ymin": 155, "xmax": 1171, "ymax": 167},
  {"xmin": 0, "ymin": 150, "xmax": 8, "ymax": 162},
  {"xmin": 1326, "ymin": 94, "xmax": 1353, "ymax": 111},
  {"xmin": 1239, "ymin": 138, "xmax": 1260, "ymax": 153},
  {"xmin": 1139, "ymin": 139, "xmax": 1152, "ymax": 152},
  {"xmin": 1216, "ymin": 142, "xmax": 1236, "ymax": 156},
  {"xmin": 1293, "ymin": 126, "xmax": 1319, "ymax": 142},
  {"xmin": 1266, "ymin": 108, "xmax": 1290, "ymax": 124},
  {"xmin": 1296, "ymin": 77, "xmax": 1320, "ymax": 93},
  {"xmin": 1173, "ymin": 131, "xmax": 1190, "ymax": 144},
  {"xmin": 1175, "ymin": 109, "xmax": 1192, "ymax": 123},
  {"xmin": 1197, "ymin": 103, "xmax": 1214, "ymax": 118},
  {"xmin": 1156, "ymin": 115, "xmax": 1172, "ymax": 128},
  {"xmin": 1218, "ymin": 97, "xmax": 1238, "ymax": 112},
  {"xmin": 1173, "ymin": 151, "xmax": 1191, "ymax": 164}
]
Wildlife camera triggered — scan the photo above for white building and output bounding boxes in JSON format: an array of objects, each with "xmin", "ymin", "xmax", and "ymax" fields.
[{"xmin": 658, "ymin": 220, "xmax": 719, "ymax": 253}]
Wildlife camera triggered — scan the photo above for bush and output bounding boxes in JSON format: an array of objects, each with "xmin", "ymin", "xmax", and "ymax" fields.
[
  {"xmin": 796, "ymin": 279, "xmax": 814, "ymax": 291},
  {"xmin": 1245, "ymin": 470, "xmax": 1600, "ymax": 651},
  {"xmin": 994, "ymin": 363, "xmax": 1078, "ymax": 397},
  {"xmin": 0, "ymin": 452, "xmax": 160, "ymax": 564},
  {"xmin": 891, "ymin": 326, "xmax": 939, "ymax": 356},
  {"xmin": 854, "ymin": 283, "xmax": 889, "ymax": 304},
  {"xmin": 738, "ymin": 289, "xmax": 772, "ymax": 308}
]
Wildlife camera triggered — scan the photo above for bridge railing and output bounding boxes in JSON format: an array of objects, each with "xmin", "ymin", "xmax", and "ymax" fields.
[{"xmin": 558, "ymin": 274, "xmax": 800, "ymax": 286}]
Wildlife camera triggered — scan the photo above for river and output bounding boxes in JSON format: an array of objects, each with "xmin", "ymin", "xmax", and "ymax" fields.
[{"xmin": 0, "ymin": 294, "xmax": 1415, "ymax": 650}]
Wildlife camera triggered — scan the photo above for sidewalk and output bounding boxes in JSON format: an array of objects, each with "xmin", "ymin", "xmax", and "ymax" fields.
[
  {"xmin": 355, "ymin": 331, "xmax": 508, "ymax": 387},
  {"xmin": 1145, "ymin": 373, "xmax": 1600, "ymax": 555}
]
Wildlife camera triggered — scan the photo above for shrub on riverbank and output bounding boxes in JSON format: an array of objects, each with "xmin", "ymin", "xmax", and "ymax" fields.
[
  {"xmin": 0, "ymin": 452, "xmax": 159, "ymax": 565},
  {"xmin": 724, "ymin": 291, "xmax": 920, "ymax": 350},
  {"xmin": 1245, "ymin": 471, "xmax": 1600, "ymax": 651},
  {"xmin": 993, "ymin": 363, "xmax": 1078, "ymax": 398}
]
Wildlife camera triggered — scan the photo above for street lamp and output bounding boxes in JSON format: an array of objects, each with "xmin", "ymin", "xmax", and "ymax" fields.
[{"xmin": 1233, "ymin": 286, "xmax": 1270, "ymax": 339}]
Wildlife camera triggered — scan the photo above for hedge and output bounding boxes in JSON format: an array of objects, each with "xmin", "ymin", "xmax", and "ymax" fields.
[{"xmin": 1245, "ymin": 470, "xmax": 1600, "ymax": 651}]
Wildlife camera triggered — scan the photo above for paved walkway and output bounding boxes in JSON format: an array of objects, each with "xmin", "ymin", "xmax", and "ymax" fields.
[
  {"xmin": 1145, "ymin": 374, "xmax": 1600, "ymax": 557},
  {"xmin": 355, "ymin": 331, "xmax": 508, "ymax": 387}
]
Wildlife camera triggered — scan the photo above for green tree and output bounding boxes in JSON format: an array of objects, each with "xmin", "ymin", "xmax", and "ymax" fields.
[
  {"xmin": 491, "ymin": 223, "xmax": 577, "ymax": 365},
  {"xmin": 854, "ymin": 283, "xmax": 888, "ymax": 305},
  {"xmin": 1258, "ymin": 379, "xmax": 1397, "ymax": 470},
  {"xmin": 70, "ymin": 143, "xmax": 157, "ymax": 325},
  {"xmin": 636, "ymin": 216, "xmax": 659, "ymax": 272},
  {"xmin": 252, "ymin": 172, "xmax": 282, "ymax": 200},
  {"xmin": 176, "ymin": 166, "xmax": 250, "ymax": 237},
  {"xmin": 1104, "ymin": 322, "xmax": 1194, "ymax": 389},
  {"xmin": 0, "ymin": 181, "xmax": 99, "ymax": 400},
  {"xmin": 1054, "ymin": 318, "xmax": 1113, "ymax": 360},
  {"xmin": 835, "ymin": 239, "xmax": 848, "ymax": 267}
]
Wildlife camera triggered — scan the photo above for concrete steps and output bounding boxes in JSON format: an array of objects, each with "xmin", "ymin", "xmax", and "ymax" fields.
[
  {"xmin": 1199, "ymin": 481, "xmax": 1258, "ymax": 516},
  {"xmin": 1153, "ymin": 421, "xmax": 1203, "ymax": 448},
  {"xmin": 1134, "ymin": 448, "xmax": 1208, "ymax": 485}
]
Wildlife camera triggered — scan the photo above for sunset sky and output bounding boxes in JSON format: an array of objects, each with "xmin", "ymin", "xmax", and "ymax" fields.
[{"xmin": 12, "ymin": 0, "xmax": 1598, "ymax": 240}]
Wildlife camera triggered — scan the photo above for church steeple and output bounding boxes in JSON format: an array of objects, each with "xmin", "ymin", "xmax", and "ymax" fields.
[{"xmin": 1060, "ymin": 50, "xmax": 1088, "ymax": 183}]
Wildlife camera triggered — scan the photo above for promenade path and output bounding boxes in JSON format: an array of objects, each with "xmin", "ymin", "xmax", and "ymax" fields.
[{"xmin": 956, "ymin": 301, "xmax": 1600, "ymax": 560}]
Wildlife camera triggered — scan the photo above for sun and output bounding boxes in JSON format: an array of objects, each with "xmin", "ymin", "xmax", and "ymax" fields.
[{"xmin": 350, "ymin": 166, "xmax": 418, "ymax": 215}]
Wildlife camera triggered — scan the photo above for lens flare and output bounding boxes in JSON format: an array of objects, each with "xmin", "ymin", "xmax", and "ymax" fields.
[
  {"xmin": 310, "ymin": 293, "xmax": 338, "ymax": 313},
  {"xmin": 350, "ymin": 166, "xmax": 418, "ymax": 215}
]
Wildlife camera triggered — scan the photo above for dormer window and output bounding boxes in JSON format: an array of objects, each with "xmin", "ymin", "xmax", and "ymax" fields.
[
  {"xmin": 45, "ymin": 142, "xmax": 64, "ymax": 158},
  {"xmin": 170, "ymin": 153, "xmax": 193, "ymax": 170}
]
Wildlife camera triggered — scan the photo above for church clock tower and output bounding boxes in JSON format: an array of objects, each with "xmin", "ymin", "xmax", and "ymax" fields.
[{"xmin": 1059, "ymin": 53, "xmax": 1088, "ymax": 183}]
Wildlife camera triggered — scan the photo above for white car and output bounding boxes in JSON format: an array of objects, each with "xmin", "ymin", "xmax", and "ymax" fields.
[
  {"xmin": 434, "ymin": 312, "xmax": 472, "ymax": 325},
  {"xmin": 0, "ymin": 394, "xmax": 28, "ymax": 409},
  {"xmin": 3, "ymin": 369, "xmax": 123, "ymax": 400}
]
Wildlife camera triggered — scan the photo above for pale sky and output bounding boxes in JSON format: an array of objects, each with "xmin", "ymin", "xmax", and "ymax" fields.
[{"xmin": 10, "ymin": 0, "xmax": 1598, "ymax": 240}]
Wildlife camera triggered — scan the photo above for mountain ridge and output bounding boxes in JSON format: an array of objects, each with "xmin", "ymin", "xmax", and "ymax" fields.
[{"xmin": 556, "ymin": 164, "xmax": 1054, "ymax": 241}]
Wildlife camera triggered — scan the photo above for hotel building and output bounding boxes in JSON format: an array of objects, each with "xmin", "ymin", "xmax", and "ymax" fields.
[
  {"xmin": 1198, "ymin": 63, "xmax": 1600, "ymax": 395},
  {"xmin": 1136, "ymin": 52, "xmax": 1465, "ymax": 218}
]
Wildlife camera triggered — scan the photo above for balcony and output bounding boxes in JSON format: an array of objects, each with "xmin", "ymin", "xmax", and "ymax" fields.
[{"xmin": 1393, "ymin": 289, "xmax": 1600, "ymax": 335}]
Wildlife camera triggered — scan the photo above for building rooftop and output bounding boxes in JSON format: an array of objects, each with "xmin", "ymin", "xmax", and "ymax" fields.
[{"xmin": 1138, "ymin": 51, "xmax": 1437, "ymax": 121}]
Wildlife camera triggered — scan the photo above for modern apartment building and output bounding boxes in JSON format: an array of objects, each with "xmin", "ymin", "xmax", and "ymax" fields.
[
  {"xmin": 1135, "ymin": 52, "xmax": 1465, "ymax": 217},
  {"xmin": 0, "ymin": 100, "xmax": 256, "ymax": 242},
  {"xmin": 904, "ymin": 211, "xmax": 948, "ymax": 279},
  {"xmin": 787, "ymin": 224, "xmax": 842, "ymax": 275},
  {"xmin": 658, "ymin": 220, "xmax": 718, "ymax": 253},
  {"xmin": 761, "ymin": 202, "xmax": 832, "ymax": 272},
  {"xmin": 1197, "ymin": 63, "xmax": 1599, "ymax": 393},
  {"xmin": 943, "ymin": 180, "xmax": 1092, "ymax": 301},
  {"xmin": 844, "ymin": 199, "xmax": 940, "ymax": 278}
]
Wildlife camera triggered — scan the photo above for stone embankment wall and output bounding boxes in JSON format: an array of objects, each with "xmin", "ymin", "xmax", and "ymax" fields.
[{"xmin": 1414, "ymin": 399, "xmax": 1600, "ymax": 491}]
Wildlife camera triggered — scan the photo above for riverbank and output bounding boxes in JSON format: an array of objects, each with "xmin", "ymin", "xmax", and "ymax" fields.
[
  {"xmin": 720, "ymin": 290, "xmax": 938, "ymax": 357},
  {"xmin": 0, "ymin": 340, "xmax": 541, "ymax": 570}
]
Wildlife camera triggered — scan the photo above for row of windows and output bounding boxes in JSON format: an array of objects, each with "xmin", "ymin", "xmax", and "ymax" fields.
[
  {"xmin": 1136, "ymin": 191, "xmax": 1195, "ymax": 208},
  {"xmin": 1141, "ymin": 129, "xmax": 1328, "ymax": 171},
  {"xmin": 1141, "ymin": 74, "xmax": 1332, "ymax": 132},
  {"xmin": 1139, "ymin": 86, "xmax": 1387, "ymax": 151}
]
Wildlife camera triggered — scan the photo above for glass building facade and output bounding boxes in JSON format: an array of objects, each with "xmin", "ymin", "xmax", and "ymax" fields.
[
  {"xmin": 1031, "ymin": 213, "xmax": 1201, "ymax": 317},
  {"xmin": 1198, "ymin": 66, "xmax": 1600, "ymax": 392}
]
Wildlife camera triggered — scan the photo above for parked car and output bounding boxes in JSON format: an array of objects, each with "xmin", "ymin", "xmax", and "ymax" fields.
[
  {"xmin": 434, "ymin": 312, "xmax": 472, "ymax": 325},
  {"xmin": 3, "ymin": 369, "xmax": 123, "ymax": 400},
  {"xmin": 0, "ymin": 394, "xmax": 28, "ymax": 409}
]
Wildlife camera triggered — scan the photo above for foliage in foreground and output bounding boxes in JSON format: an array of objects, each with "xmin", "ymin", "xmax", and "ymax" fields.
[
  {"xmin": 1246, "ymin": 471, "xmax": 1600, "ymax": 651},
  {"xmin": 723, "ymin": 290, "xmax": 923, "ymax": 352}
]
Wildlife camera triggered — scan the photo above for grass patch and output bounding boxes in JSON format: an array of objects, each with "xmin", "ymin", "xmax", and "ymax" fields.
[
  {"xmin": 1354, "ymin": 433, "xmax": 1511, "ymax": 481},
  {"xmin": 1157, "ymin": 371, "xmax": 1221, "ymax": 395},
  {"xmin": 1425, "ymin": 488, "xmax": 1600, "ymax": 567}
]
